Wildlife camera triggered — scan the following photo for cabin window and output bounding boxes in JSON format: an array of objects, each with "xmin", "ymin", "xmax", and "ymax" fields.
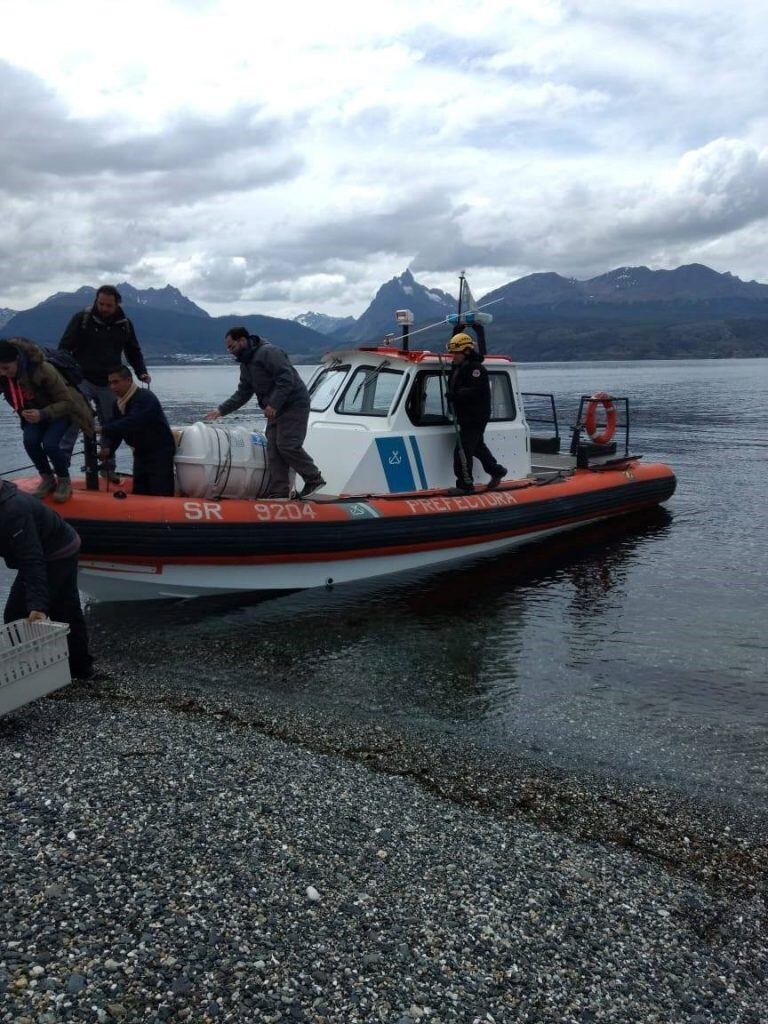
[
  {"xmin": 489, "ymin": 372, "xmax": 517, "ymax": 421},
  {"xmin": 336, "ymin": 366, "xmax": 405, "ymax": 417},
  {"xmin": 309, "ymin": 365, "xmax": 350, "ymax": 411},
  {"xmin": 406, "ymin": 371, "xmax": 450, "ymax": 426},
  {"xmin": 405, "ymin": 369, "xmax": 517, "ymax": 425}
]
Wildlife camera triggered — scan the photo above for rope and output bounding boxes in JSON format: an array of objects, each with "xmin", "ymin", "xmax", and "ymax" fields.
[
  {"xmin": 0, "ymin": 460, "xmax": 37, "ymax": 477},
  {"xmin": 210, "ymin": 424, "xmax": 233, "ymax": 498},
  {"xmin": 392, "ymin": 297, "xmax": 504, "ymax": 343},
  {"xmin": 1, "ymin": 448, "xmax": 87, "ymax": 478}
]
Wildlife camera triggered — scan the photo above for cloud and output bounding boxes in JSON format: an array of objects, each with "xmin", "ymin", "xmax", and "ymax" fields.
[
  {"xmin": 132, "ymin": 134, "xmax": 768, "ymax": 316},
  {"xmin": 646, "ymin": 139, "xmax": 768, "ymax": 236},
  {"xmin": 1, "ymin": 1, "xmax": 768, "ymax": 315},
  {"xmin": 0, "ymin": 61, "xmax": 301, "ymax": 193},
  {"xmin": 0, "ymin": 57, "xmax": 304, "ymax": 304}
]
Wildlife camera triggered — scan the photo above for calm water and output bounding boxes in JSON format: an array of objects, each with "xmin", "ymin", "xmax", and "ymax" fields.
[{"xmin": 2, "ymin": 360, "xmax": 767, "ymax": 813}]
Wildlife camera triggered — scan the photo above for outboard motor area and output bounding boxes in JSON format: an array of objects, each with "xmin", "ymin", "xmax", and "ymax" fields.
[{"xmin": 174, "ymin": 421, "xmax": 271, "ymax": 499}]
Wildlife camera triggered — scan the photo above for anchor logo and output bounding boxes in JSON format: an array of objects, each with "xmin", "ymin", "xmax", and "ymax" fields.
[
  {"xmin": 347, "ymin": 502, "xmax": 379, "ymax": 519},
  {"xmin": 388, "ymin": 450, "xmax": 402, "ymax": 465}
]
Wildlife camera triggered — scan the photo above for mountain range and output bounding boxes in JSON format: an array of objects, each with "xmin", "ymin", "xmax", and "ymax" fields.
[
  {"xmin": 3, "ymin": 283, "xmax": 327, "ymax": 360},
  {"xmin": 328, "ymin": 269, "xmax": 456, "ymax": 344},
  {"xmin": 484, "ymin": 264, "xmax": 768, "ymax": 308},
  {"xmin": 3, "ymin": 264, "xmax": 768, "ymax": 361}
]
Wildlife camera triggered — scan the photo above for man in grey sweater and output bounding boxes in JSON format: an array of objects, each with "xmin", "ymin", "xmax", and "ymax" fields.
[{"xmin": 204, "ymin": 328, "xmax": 325, "ymax": 499}]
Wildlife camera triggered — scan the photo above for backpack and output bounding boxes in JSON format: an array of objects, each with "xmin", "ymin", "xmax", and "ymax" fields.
[
  {"xmin": 42, "ymin": 347, "xmax": 84, "ymax": 388},
  {"xmin": 80, "ymin": 308, "xmax": 130, "ymax": 334}
]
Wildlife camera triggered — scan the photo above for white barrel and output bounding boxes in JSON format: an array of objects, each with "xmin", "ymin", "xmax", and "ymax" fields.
[{"xmin": 174, "ymin": 422, "xmax": 271, "ymax": 499}]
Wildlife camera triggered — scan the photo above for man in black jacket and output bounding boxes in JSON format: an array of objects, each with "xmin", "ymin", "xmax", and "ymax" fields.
[
  {"xmin": 59, "ymin": 285, "xmax": 151, "ymax": 481},
  {"xmin": 446, "ymin": 329, "xmax": 507, "ymax": 493},
  {"xmin": 204, "ymin": 327, "xmax": 325, "ymax": 499},
  {"xmin": 0, "ymin": 480, "xmax": 93, "ymax": 678},
  {"xmin": 98, "ymin": 367, "xmax": 176, "ymax": 496}
]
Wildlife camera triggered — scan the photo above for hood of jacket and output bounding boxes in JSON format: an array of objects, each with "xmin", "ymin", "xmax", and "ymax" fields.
[
  {"xmin": 4, "ymin": 338, "xmax": 45, "ymax": 371},
  {"xmin": 90, "ymin": 303, "xmax": 130, "ymax": 327},
  {"xmin": 449, "ymin": 350, "xmax": 485, "ymax": 376},
  {"xmin": 0, "ymin": 480, "xmax": 18, "ymax": 507},
  {"xmin": 235, "ymin": 335, "xmax": 263, "ymax": 364}
]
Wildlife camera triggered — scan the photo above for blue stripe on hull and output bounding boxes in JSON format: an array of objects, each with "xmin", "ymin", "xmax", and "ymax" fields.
[
  {"xmin": 409, "ymin": 435, "xmax": 428, "ymax": 489},
  {"xmin": 375, "ymin": 436, "xmax": 416, "ymax": 492}
]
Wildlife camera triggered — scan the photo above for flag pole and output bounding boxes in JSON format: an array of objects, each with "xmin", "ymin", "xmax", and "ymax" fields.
[{"xmin": 456, "ymin": 269, "xmax": 466, "ymax": 323}]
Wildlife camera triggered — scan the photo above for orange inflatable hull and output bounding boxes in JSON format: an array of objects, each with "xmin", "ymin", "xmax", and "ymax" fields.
[{"xmin": 15, "ymin": 459, "xmax": 676, "ymax": 600}]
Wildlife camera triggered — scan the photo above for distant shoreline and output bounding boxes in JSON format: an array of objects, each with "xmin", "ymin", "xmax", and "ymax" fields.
[{"xmin": 144, "ymin": 352, "xmax": 768, "ymax": 366}]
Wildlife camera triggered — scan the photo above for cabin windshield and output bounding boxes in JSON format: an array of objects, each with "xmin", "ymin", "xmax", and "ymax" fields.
[
  {"xmin": 336, "ymin": 366, "xmax": 405, "ymax": 417},
  {"xmin": 309, "ymin": 364, "xmax": 350, "ymax": 411}
]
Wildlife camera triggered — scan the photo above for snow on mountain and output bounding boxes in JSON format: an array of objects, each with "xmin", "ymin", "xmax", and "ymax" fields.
[
  {"xmin": 294, "ymin": 311, "xmax": 355, "ymax": 336},
  {"xmin": 480, "ymin": 263, "xmax": 768, "ymax": 310}
]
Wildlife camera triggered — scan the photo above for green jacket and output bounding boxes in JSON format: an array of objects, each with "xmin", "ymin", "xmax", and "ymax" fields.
[{"xmin": 1, "ymin": 339, "xmax": 94, "ymax": 434}]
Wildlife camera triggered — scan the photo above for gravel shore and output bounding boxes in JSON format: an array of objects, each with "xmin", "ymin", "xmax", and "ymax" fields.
[{"xmin": 1, "ymin": 673, "xmax": 766, "ymax": 1024}]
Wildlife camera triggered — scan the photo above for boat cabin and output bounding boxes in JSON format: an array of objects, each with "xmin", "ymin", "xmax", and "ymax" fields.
[{"xmin": 302, "ymin": 346, "xmax": 531, "ymax": 495}]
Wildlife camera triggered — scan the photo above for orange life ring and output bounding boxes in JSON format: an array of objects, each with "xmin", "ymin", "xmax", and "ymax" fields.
[{"xmin": 584, "ymin": 391, "xmax": 617, "ymax": 445}]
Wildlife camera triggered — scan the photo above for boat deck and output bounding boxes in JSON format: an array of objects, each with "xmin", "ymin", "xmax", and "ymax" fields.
[{"xmin": 531, "ymin": 451, "xmax": 630, "ymax": 475}]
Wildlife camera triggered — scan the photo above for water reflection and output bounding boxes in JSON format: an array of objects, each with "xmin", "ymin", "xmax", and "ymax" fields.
[
  {"xmin": 91, "ymin": 508, "xmax": 673, "ymax": 729},
  {"xmin": 3, "ymin": 359, "xmax": 767, "ymax": 811}
]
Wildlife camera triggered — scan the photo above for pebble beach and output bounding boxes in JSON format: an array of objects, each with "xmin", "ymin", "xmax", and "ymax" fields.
[{"xmin": 1, "ymin": 667, "xmax": 766, "ymax": 1024}]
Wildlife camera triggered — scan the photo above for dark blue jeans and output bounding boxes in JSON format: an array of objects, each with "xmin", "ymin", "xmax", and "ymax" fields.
[{"xmin": 22, "ymin": 417, "xmax": 73, "ymax": 478}]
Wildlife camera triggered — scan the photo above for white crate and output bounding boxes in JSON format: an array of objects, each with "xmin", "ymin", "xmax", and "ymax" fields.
[{"xmin": 0, "ymin": 619, "xmax": 71, "ymax": 716}]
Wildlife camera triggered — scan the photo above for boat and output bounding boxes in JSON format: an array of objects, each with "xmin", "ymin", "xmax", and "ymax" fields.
[{"xmin": 13, "ymin": 326, "xmax": 676, "ymax": 602}]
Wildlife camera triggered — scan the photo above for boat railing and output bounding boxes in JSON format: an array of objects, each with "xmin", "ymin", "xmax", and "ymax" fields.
[
  {"xmin": 570, "ymin": 395, "xmax": 631, "ymax": 467},
  {"xmin": 521, "ymin": 392, "xmax": 561, "ymax": 454}
]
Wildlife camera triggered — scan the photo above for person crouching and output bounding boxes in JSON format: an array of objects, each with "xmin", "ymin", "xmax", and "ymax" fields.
[
  {"xmin": 0, "ymin": 479, "xmax": 94, "ymax": 679},
  {"xmin": 98, "ymin": 367, "xmax": 176, "ymax": 496},
  {"xmin": 0, "ymin": 337, "xmax": 94, "ymax": 503}
]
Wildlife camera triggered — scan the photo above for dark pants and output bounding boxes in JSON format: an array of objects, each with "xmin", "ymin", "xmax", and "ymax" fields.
[
  {"xmin": 266, "ymin": 403, "xmax": 322, "ymax": 497},
  {"xmin": 453, "ymin": 422, "xmax": 505, "ymax": 488},
  {"xmin": 22, "ymin": 418, "xmax": 73, "ymax": 478},
  {"xmin": 81, "ymin": 379, "xmax": 117, "ymax": 471},
  {"xmin": 4, "ymin": 555, "xmax": 93, "ymax": 678},
  {"xmin": 133, "ymin": 449, "xmax": 176, "ymax": 496}
]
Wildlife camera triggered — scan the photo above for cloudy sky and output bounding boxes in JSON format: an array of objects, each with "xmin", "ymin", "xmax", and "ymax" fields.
[{"xmin": 1, "ymin": 0, "xmax": 767, "ymax": 317}]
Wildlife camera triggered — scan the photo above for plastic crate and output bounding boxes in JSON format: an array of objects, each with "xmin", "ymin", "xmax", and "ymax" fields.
[{"xmin": 0, "ymin": 619, "xmax": 71, "ymax": 716}]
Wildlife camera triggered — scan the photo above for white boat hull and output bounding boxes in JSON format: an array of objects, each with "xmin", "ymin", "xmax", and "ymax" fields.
[{"xmin": 78, "ymin": 516, "xmax": 607, "ymax": 602}]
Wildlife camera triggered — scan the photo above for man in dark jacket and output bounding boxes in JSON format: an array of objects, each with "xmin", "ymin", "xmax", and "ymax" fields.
[
  {"xmin": 204, "ymin": 327, "xmax": 325, "ymax": 499},
  {"xmin": 59, "ymin": 285, "xmax": 151, "ymax": 480},
  {"xmin": 446, "ymin": 328, "xmax": 507, "ymax": 493},
  {"xmin": 98, "ymin": 366, "xmax": 176, "ymax": 496},
  {"xmin": 0, "ymin": 480, "xmax": 93, "ymax": 678}
]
